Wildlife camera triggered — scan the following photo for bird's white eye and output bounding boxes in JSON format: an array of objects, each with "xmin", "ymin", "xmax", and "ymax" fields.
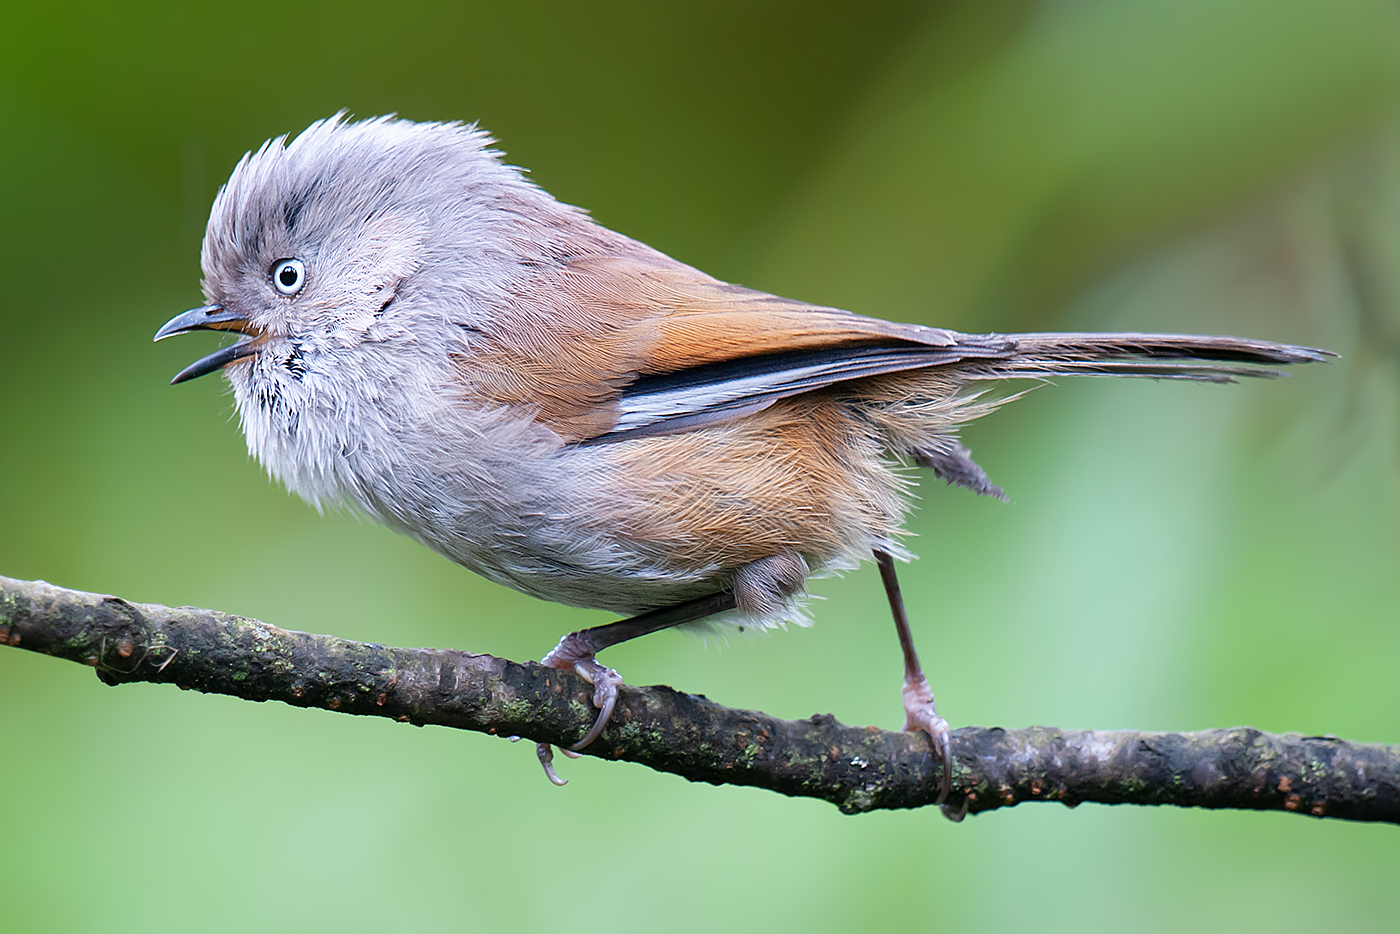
[{"xmin": 271, "ymin": 258, "xmax": 306, "ymax": 296}]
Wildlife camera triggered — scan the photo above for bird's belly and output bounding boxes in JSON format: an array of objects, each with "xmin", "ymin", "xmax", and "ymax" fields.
[
  {"xmin": 460, "ymin": 397, "xmax": 912, "ymax": 613},
  {"xmin": 349, "ymin": 395, "xmax": 912, "ymax": 617}
]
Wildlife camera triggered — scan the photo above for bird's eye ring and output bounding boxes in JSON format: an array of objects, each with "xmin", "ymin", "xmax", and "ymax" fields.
[{"xmin": 271, "ymin": 258, "xmax": 306, "ymax": 296}]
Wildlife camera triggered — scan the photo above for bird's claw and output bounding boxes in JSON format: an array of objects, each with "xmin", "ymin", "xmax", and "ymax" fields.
[
  {"xmin": 568, "ymin": 658, "xmax": 622, "ymax": 751},
  {"xmin": 536, "ymin": 741, "xmax": 568, "ymax": 785},
  {"xmin": 902, "ymin": 674, "xmax": 953, "ymax": 808}
]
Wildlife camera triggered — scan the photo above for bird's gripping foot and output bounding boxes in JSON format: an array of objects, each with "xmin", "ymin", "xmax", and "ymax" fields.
[
  {"xmin": 524, "ymin": 593, "xmax": 739, "ymax": 785},
  {"xmin": 534, "ymin": 630, "xmax": 626, "ymax": 783},
  {"xmin": 901, "ymin": 672, "xmax": 952, "ymax": 808}
]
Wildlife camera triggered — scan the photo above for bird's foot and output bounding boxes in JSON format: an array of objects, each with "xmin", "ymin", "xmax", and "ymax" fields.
[
  {"xmin": 531, "ymin": 635, "xmax": 625, "ymax": 784},
  {"xmin": 557, "ymin": 655, "xmax": 624, "ymax": 751},
  {"xmin": 902, "ymin": 673, "xmax": 953, "ymax": 808}
]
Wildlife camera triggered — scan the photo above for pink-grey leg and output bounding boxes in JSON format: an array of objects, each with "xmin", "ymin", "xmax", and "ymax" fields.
[{"xmin": 875, "ymin": 549, "xmax": 952, "ymax": 806}]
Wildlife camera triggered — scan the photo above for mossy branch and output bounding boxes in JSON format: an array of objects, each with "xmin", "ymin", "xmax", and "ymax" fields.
[{"xmin": 3, "ymin": 574, "xmax": 1396, "ymax": 822}]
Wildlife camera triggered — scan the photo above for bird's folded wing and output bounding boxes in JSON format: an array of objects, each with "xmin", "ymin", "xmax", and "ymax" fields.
[{"xmin": 454, "ymin": 244, "xmax": 1010, "ymax": 443}]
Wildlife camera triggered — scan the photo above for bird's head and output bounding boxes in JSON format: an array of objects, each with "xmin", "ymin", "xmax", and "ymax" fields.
[{"xmin": 154, "ymin": 113, "xmax": 551, "ymax": 389}]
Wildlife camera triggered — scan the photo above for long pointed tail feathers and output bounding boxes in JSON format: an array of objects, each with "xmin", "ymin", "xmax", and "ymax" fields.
[
  {"xmin": 960, "ymin": 332, "xmax": 1333, "ymax": 383},
  {"xmin": 905, "ymin": 332, "xmax": 1329, "ymax": 499}
]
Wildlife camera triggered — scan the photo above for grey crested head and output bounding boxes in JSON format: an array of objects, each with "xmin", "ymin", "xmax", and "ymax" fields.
[{"xmin": 153, "ymin": 114, "xmax": 602, "ymax": 511}]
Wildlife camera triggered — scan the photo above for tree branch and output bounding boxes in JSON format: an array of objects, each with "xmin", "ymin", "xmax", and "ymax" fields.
[{"xmin": 3, "ymin": 574, "xmax": 1396, "ymax": 822}]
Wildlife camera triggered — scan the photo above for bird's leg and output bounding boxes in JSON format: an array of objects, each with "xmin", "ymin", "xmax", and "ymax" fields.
[
  {"xmin": 874, "ymin": 549, "xmax": 952, "ymax": 806},
  {"xmin": 536, "ymin": 591, "xmax": 739, "ymax": 782}
]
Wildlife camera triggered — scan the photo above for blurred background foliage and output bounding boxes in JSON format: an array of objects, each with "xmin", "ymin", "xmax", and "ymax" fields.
[{"xmin": 3, "ymin": 0, "xmax": 1399, "ymax": 930}]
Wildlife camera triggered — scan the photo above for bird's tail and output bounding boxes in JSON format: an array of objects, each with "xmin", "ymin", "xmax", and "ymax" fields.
[
  {"xmin": 868, "ymin": 331, "xmax": 1331, "ymax": 501},
  {"xmin": 958, "ymin": 331, "xmax": 1333, "ymax": 383}
]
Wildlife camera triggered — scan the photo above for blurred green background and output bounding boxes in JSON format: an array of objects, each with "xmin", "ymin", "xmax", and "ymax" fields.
[{"xmin": 3, "ymin": 0, "xmax": 1399, "ymax": 930}]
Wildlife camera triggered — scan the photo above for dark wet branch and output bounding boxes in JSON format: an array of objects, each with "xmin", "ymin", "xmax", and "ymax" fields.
[{"xmin": 3, "ymin": 574, "xmax": 1397, "ymax": 823}]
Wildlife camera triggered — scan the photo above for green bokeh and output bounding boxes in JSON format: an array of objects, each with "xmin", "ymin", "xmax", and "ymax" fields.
[{"xmin": 3, "ymin": 2, "xmax": 1398, "ymax": 931}]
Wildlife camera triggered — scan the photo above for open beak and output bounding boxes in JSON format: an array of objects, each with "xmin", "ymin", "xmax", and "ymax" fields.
[{"xmin": 153, "ymin": 304, "xmax": 264, "ymax": 385}]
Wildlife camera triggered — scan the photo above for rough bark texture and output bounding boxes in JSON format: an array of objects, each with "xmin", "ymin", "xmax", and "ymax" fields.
[{"xmin": 4, "ymin": 574, "xmax": 1397, "ymax": 822}]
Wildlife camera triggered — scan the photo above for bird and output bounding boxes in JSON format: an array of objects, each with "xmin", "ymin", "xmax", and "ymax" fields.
[{"xmin": 154, "ymin": 114, "xmax": 1328, "ymax": 797}]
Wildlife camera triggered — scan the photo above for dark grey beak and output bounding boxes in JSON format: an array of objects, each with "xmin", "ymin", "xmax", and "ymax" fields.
[{"xmin": 154, "ymin": 303, "xmax": 262, "ymax": 385}]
